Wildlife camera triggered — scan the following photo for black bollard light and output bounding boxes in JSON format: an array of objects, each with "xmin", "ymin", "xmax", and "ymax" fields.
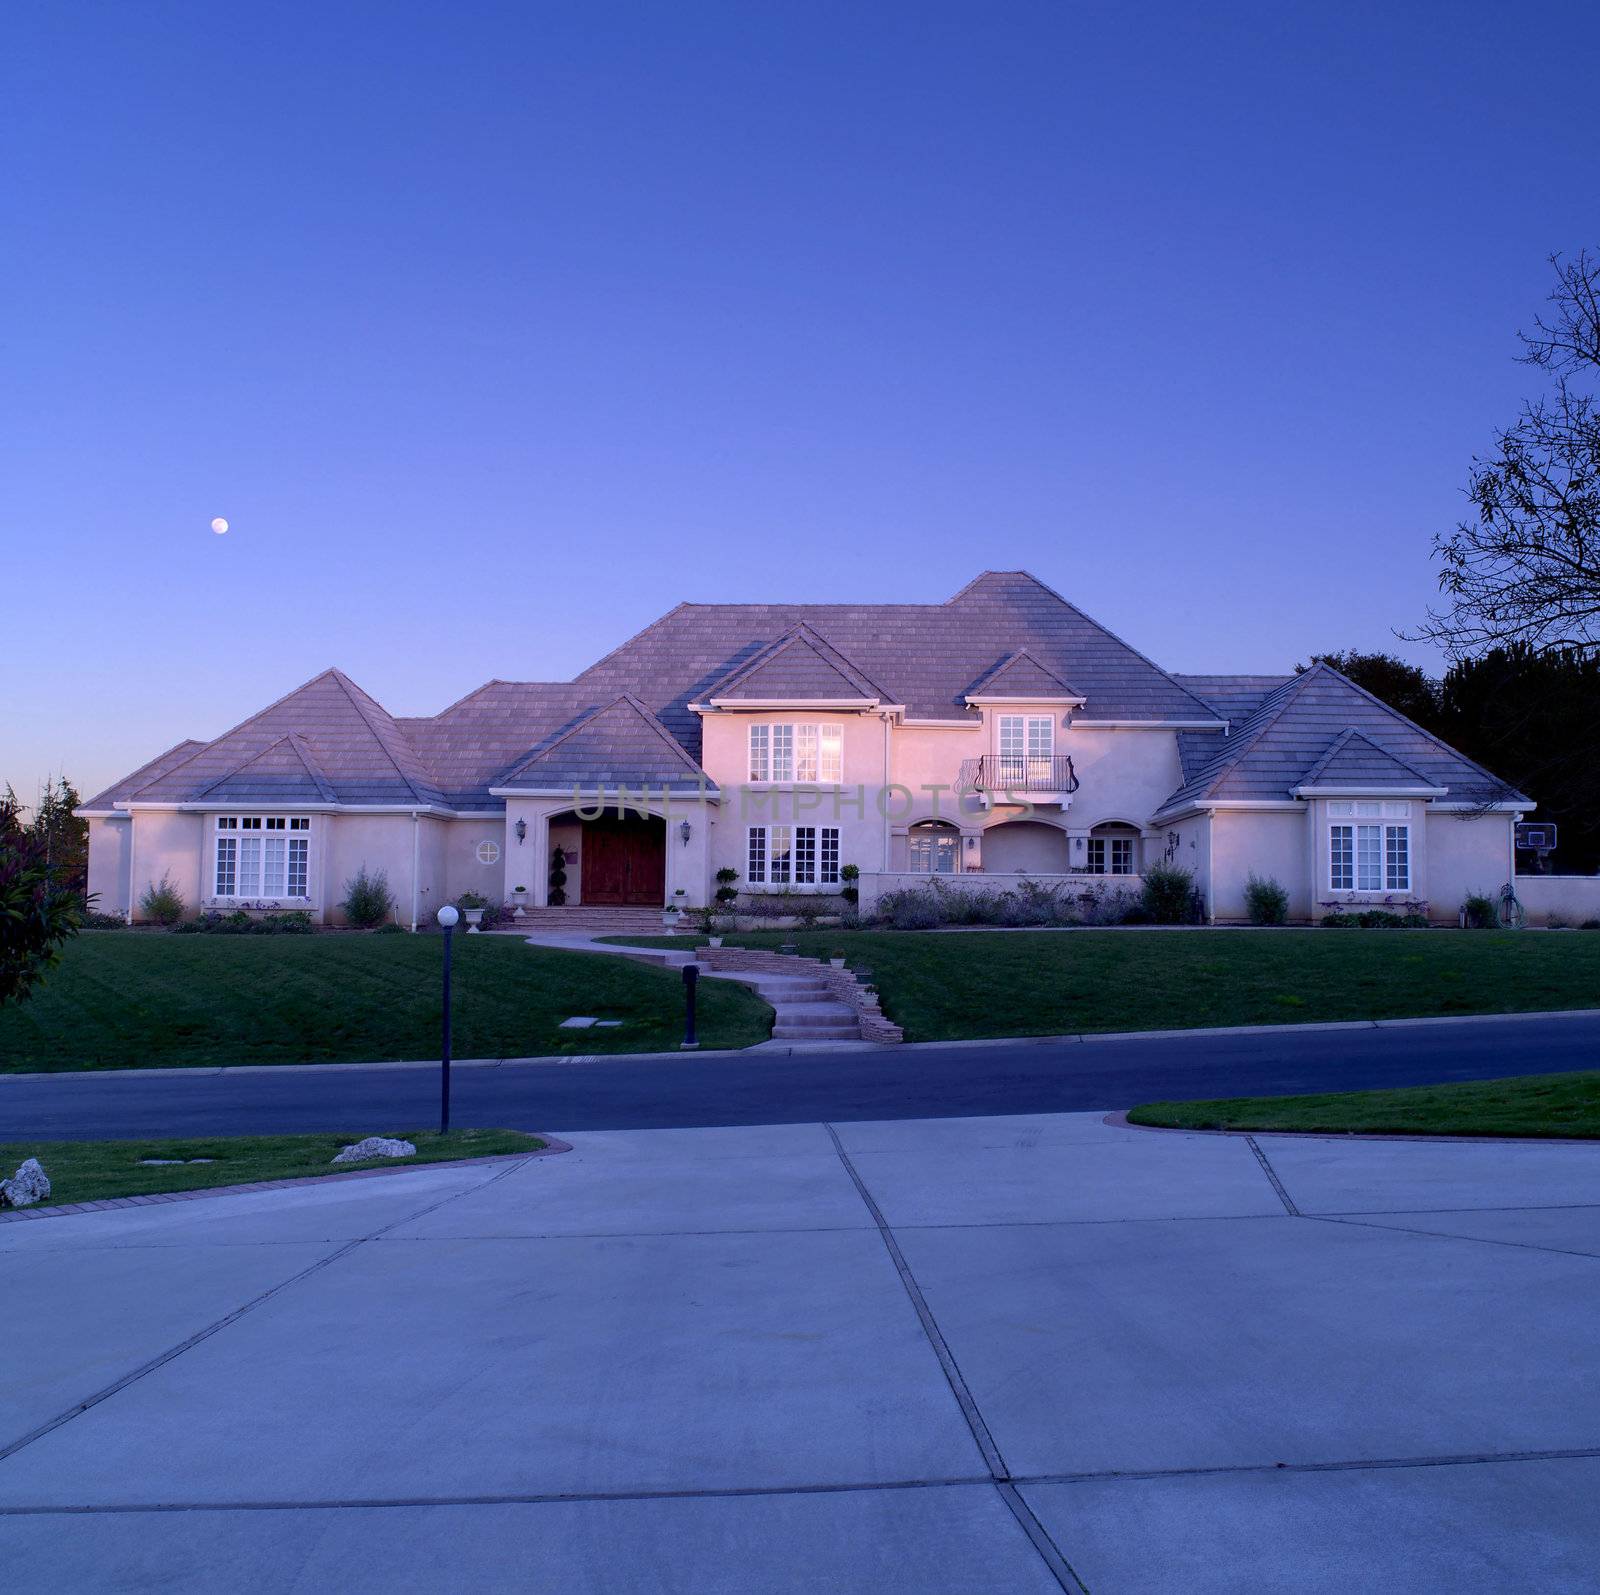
[
  {"xmin": 681, "ymin": 961, "xmax": 700, "ymax": 1050},
  {"xmin": 436, "ymin": 904, "xmax": 459, "ymax": 1133}
]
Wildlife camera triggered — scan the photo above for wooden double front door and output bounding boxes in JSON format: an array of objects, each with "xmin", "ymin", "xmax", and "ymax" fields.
[{"xmin": 580, "ymin": 815, "xmax": 666, "ymax": 906}]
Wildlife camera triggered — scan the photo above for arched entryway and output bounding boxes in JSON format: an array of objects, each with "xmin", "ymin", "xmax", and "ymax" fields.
[
  {"xmin": 907, "ymin": 819, "xmax": 961, "ymax": 874},
  {"xmin": 982, "ymin": 819, "xmax": 1070, "ymax": 873},
  {"xmin": 575, "ymin": 812, "xmax": 666, "ymax": 905}
]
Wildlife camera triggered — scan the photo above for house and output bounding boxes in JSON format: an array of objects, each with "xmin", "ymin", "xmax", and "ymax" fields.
[{"xmin": 80, "ymin": 571, "xmax": 1534, "ymax": 926}]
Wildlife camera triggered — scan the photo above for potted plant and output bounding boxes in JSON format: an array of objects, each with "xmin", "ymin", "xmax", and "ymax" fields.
[
  {"xmin": 457, "ymin": 891, "xmax": 489, "ymax": 932},
  {"xmin": 548, "ymin": 847, "xmax": 568, "ymax": 907},
  {"xmin": 511, "ymin": 884, "xmax": 528, "ymax": 920},
  {"xmin": 828, "ymin": 949, "xmax": 847, "ymax": 969},
  {"xmin": 663, "ymin": 888, "xmax": 688, "ymax": 929},
  {"xmin": 839, "ymin": 863, "xmax": 859, "ymax": 906}
]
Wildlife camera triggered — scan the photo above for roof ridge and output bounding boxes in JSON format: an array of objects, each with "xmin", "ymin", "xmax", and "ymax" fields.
[
  {"xmin": 80, "ymin": 738, "xmax": 208, "ymax": 809},
  {"xmin": 327, "ymin": 670, "xmax": 440, "ymax": 804},
  {"xmin": 1184, "ymin": 671, "xmax": 1314, "ymax": 801},
  {"xmin": 503, "ymin": 693, "xmax": 706, "ymax": 783},
  {"xmin": 706, "ymin": 621, "xmax": 892, "ymax": 702}
]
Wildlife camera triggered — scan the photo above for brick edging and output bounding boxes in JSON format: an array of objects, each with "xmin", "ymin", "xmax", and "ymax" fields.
[{"xmin": 0, "ymin": 1137, "xmax": 573, "ymax": 1224}]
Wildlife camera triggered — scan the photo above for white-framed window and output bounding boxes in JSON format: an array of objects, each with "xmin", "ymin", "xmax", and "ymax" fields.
[
  {"xmin": 213, "ymin": 815, "xmax": 311, "ymax": 900},
  {"xmin": 1086, "ymin": 836, "xmax": 1135, "ymax": 875},
  {"xmin": 747, "ymin": 723, "xmax": 843, "ymax": 783},
  {"xmin": 747, "ymin": 825, "xmax": 841, "ymax": 886},
  {"xmin": 1327, "ymin": 801, "xmax": 1410, "ymax": 891},
  {"xmin": 908, "ymin": 822, "xmax": 959, "ymax": 874},
  {"xmin": 997, "ymin": 714, "xmax": 1054, "ymax": 783}
]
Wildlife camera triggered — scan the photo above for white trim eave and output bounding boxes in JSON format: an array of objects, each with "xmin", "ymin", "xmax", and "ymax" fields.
[
  {"xmin": 702, "ymin": 697, "xmax": 881, "ymax": 711},
  {"xmin": 1073, "ymin": 719, "xmax": 1228, "ymax": 730},
  {"xmin": 1150, "ymin": 798, "xmax": 1306, "ymax": 824},
  {"xmin": 1433, "ymin": 800, "xmax": 1533, "ymax": 813},
  {"xmin": 1294, "ymin": 784, "xmax": 1449, "ymax": 799},
  {"xmin": 488, "ymin": 785, "xmax": 720, "ymax": 801},
  {"xmin": 75, "ymin": 809, "xmax": 123, "ymax": 819},
  {"xmin": 900, "ymin": 717, "xmax": 981, "ymax": 729},
  {"xmin": 963, "ymin": 694, "xmax": 1087, "ymax": 709},
  {"xmin": 120, "ymin": 800, "xmax": 468, "ymax": 819}
]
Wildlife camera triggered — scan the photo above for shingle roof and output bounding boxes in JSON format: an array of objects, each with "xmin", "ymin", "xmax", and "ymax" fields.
[
  {"xmin": 498, "ymin": 694, "xmax": 712, "ymax": 794},
  {"xmin": 1156, "ymin": 665, "xmax": 1530, "ymax": 814},
  {"xmin": 1298, "ymin": 729, "xmax": 1443, "ymax": 792},
  {"xmin": 576, "ymin": 571, "xmax": 1220, "ymax": 752},
  {"xmin": 122, "ymin": 669, "xmax": 445, "ymax": 808},
  {"xmin": 1172, "ymin": 675, "xmax": 1295, "ymax": 728},
  {"xmin": 965, "ymin": 649, "xmax": 1083, "ymax": 700},
  {"xmin": 192, "ymin": 733, "xmax": 340, "ymax": 805},
  {"xmin": 88, "ymin": 575, "xmax": 1528, "ymax": 818},
  {"xmin": 80, "ymin": 739, "xmax": 210, "ymax": 811},
  {"xmin": 704, "ymin": 624, "xmax": 890, "ymax": 703}
]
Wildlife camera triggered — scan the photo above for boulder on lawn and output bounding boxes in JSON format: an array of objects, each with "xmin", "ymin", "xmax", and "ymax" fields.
[
  {"xmin": 1, "ymin": 1158, "xmax": 51, "ymax": 1207},
  {"xmin": 331, "ymin": 1137, "xmax": 417, "ymax": 1165}
]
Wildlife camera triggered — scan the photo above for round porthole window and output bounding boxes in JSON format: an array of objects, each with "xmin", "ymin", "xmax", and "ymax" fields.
[{"xmin": 475, "ymin": 840, "xmax": 501, "ymax": 865}]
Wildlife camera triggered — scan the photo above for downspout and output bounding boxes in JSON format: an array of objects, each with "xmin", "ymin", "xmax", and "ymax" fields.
[
  {"xmin": 126, "ymin": 813, "xmax": 137, "ymax": 925},
  {"xmin": 409, "ymin": 811, "xmax": 420, "ymax": 932},
  {"xmin": 881, "ymin": 712, "xmax": 891, "ymax": 871},
  {"xmin": 1205, "ymin": 807, "xmax": 1216, "ymax": 924}
]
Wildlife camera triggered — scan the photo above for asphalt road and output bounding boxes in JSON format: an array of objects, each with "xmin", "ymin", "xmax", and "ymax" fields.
[{"xmin": 2, "ymin": 1013, "xmax": 1596, "ymax": 1139}]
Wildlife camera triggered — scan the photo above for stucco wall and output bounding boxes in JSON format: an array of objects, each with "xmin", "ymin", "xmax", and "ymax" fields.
[
  {"xmin": 320, "ymin": 814, "xmax": 423, "ymax": 927},
  {"xmin": 87, "ymin": 816, "xmax": 131, "ymax": 917},
  {"xmin": 128, "ymin": 811, "xmax": 204, "ymax": 921},
  {"xmin": 1210, "ymin": 810, "xmax": 1313, "ymax": 923},
  {"xmin": 1155, "ymin": 813, "xmax": 1212, "ymax": 918},
  {"xmin": 1515, "ymin": 875, "xmax": 1600, "ymax": 926},
  {"xmin": 1425, "ymin": 811, "xmax": 1516, "ymax": 925},
  {"xmin": 442, "ymin": 817, "xmax": 508, "ymax": 905}
]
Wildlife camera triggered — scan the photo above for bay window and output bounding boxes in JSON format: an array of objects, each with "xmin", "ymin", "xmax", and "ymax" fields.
[
  {"xmin": 214, "ymin": 815, "xmax": 312, "ymax": 900},
  {"xmin": 748, "ymin": 723, "xmax": 843, "ymax": 783},
  {"xmin": 1327, "ymin": 801, "xmax": 1410, "ymax": 892},
  {"xmin": 747, "ymin": 825, "xmax": 841, "ymax": 886}
]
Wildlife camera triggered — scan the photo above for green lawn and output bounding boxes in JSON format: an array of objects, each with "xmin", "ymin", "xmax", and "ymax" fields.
[
  {"xmin": 1129, "ymin": 1071, "xmax": 1600, "ymax": 1138},
  {"xmin": 607, "ymin": 928, "xmax": 1600, "ymax": 1042},
  {"xmin": 0, "ymin": 933, "xmax": 772, "ymax": 1071},
  {"xmin": 0, "ymin": 1129, "xmax": 546, "ymax": 1206}
]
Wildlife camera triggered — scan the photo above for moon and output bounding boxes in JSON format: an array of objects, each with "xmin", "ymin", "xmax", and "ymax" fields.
[{"xmin": 211, "ymin": 518, "xmax": 229, "ymax": 535}]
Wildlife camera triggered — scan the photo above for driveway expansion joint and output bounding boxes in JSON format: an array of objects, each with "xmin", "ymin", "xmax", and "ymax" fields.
[{"xmin": 1244, "ymin": 1134, "xmax": 1301, "ymax": 1215}]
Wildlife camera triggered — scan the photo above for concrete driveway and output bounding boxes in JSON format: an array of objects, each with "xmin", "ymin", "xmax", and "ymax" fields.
[{"xmin": 3, "ymin": 1113, "xmax": 1597, "ymax": 1592}]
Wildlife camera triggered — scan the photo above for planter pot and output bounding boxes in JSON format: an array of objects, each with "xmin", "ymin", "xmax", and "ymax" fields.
[
  {"xmin": 829, "ymin": 957, "xmax": 846, "ymax": 969},
  {"xmin": 464, "ymin": 908, "xmax": 485, "ymax": 933},
  {"xmin": 708, "ymin": 935, "xmax": 723, "ymax": 948},
  {"xmin": 512, "ymin": 906, "xmax": 526, "ymax": 921},
  {"xmin": 662, "ymin": 909, "xmax": 682, "ymax": 929}
]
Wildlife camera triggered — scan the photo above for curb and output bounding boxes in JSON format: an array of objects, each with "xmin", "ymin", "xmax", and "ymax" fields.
[
  {"xmin": 1106, "ymin": 1111, "xmax": 1600, "ymax": 1147},
  {"xmin": 0, "ymin": 1137, "xmax": 573, "ymax": 1224}
]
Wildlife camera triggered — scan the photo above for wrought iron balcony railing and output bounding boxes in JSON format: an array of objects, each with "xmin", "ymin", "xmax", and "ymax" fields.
[{"xmin": 957, "ymin": 754, "xmax": 1080, "ymax": 795}]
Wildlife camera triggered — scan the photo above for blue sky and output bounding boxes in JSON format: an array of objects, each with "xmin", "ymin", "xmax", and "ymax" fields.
[{"xmin": 5, "ymin": 1, "xmax": 1596, "ymax": 803}]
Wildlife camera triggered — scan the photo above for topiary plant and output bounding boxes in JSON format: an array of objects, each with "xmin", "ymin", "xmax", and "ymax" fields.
[{"xmin": 548, "ymin": 846, "xmax": 568, "ymax": 906}]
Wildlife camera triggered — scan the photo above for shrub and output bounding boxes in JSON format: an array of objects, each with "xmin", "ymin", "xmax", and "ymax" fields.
[
  {"xmin": 376, "ymin": 921, "xmax": 406, "ymax": 934},
  {"xmin": 340, "ymin": 866, "xmax": 393, "ymax": 929},
  {"xmin": 1461, "ymin": 892, "xmax": 1497, "ymax": 930},
  {"xmin": 1321, "ymin": 910, "xmax": 1428, "ymax": 929},
  {"xmin": 1244, "ymin": 874, "xmax": 1289, "ymax": 926},
  {"xmin": 1583, "ymin": 919, "xmax": 1600, "ymax": 931},
  {"xmin": 81, "ymin": 910, "xmax": 129, "ymax": 930},
  {"xmin": 839, "ymin": 863, "xmax": 859, "ymax": 906},
  {"xmin": 714, "ymin": 867, "xmax": 740, "ymax": 907},
  {"xmin": 1140, "ymin": 864, "xmax": 1193, "ymax": 926},
  {"xmin": 548, "ymin": 846, "xmax": 568, "ymax": 906},
  {"xmin": 139, "ymin": 871, "xmax": 185, "ymax": 926},
  {"xmin": 877, "ymin": 887, "xmax": 946, "ymax": 929},
  {"xmin": 456, "ymin": 891, "xmax": 490, "ymax": 910},
  {"xmin": 2, "ymin": 818, "xmax": 88, "ymax": 1003}
]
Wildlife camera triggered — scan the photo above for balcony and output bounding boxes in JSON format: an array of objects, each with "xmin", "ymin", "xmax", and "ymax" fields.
[{"xmin": 958, "ymin": 754, "xmax": 1080, "ymax": 803}]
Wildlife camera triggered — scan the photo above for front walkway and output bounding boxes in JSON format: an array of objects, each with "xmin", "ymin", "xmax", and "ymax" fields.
[{"xmin": 4, "ymin": 1114, "xmax": 1598, "ymax": 1592}]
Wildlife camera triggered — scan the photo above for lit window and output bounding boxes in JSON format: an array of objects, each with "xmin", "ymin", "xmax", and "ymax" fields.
[
  {"xmin": 1330, "ymin": 818, "xmax": 1409, "ymax": 892},
  {"xmin": 909, "ymin": 823, "xmax": 959, "ymax": 873},
  {"xmin": 747, "ymin": 723, "xmax": 844, "ymax": 783},
  {"xmin": 998, "ymin": 715, "xmax": 1054, "ymax": 784}
]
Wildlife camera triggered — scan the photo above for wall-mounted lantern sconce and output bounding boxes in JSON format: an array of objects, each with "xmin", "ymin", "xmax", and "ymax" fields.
[
  {"xmin": 679, "ymin": 820, "xmax": 693, "ymax": 848},
  {"xmin": 964, "ymin": 834, "xmax": 979, "ymax": 852},
  {"xmin": 514, "ymin": 818, "xmax": 527, "ymax": 845}
]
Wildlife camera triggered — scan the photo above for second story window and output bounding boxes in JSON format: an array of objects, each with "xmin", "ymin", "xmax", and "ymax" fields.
[
  {"xmin": 998, "ymin": 715, "xmax": 1054, "ymax": 783},
  {"xmin": 748, "ymin": 723, "xmax": 843, "ymax": 782}
]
